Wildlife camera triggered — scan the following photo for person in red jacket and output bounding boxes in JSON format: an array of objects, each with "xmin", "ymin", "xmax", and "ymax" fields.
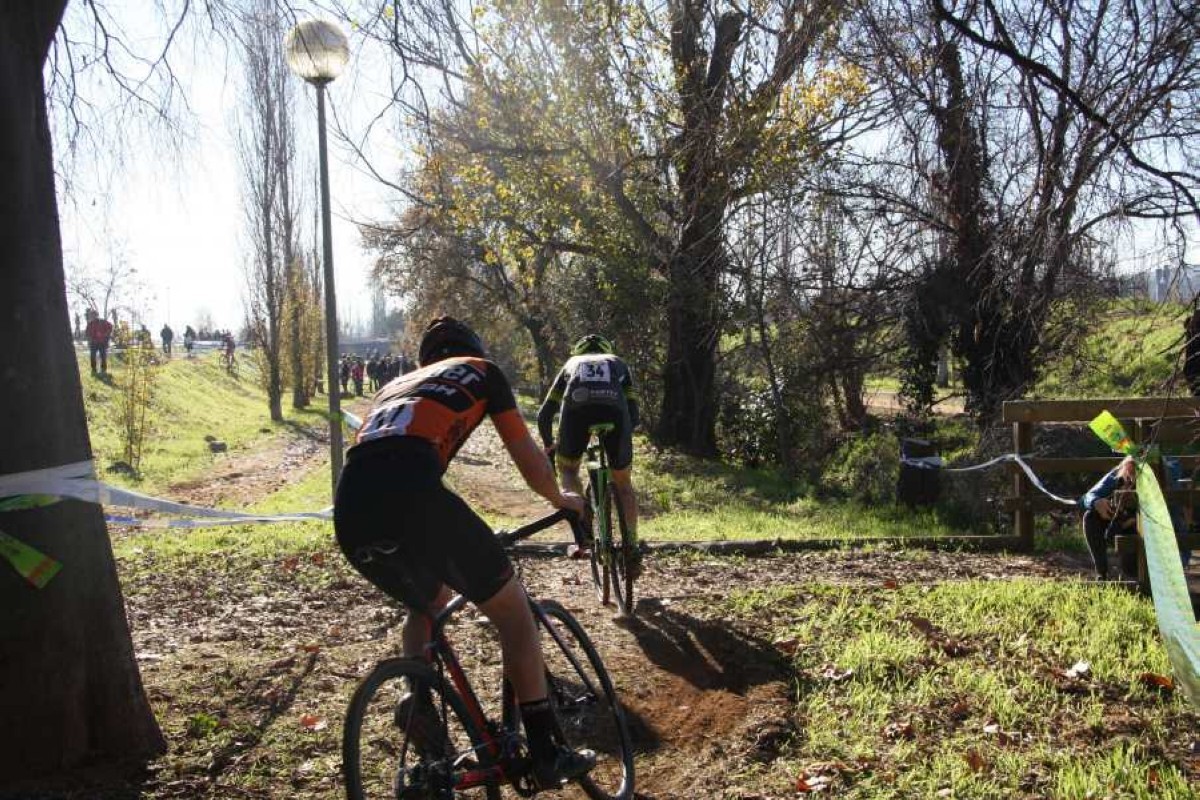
[{"xmin": 84, "ymin": 308, "xmax": 113, "ymax": 375}]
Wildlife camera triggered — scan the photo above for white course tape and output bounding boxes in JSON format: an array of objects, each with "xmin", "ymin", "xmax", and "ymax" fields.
[
  {"xmin": 104, "ymin": 510, "xmax": 331, "ymax": 529},
  {"xmin": 0, "ymin": 460, "xmax": 97, "ymax": 498},
  {"xmin": 0, "ymin": 408, "xmax": 363, "ymax": 527},
  {"xmin": 902, "ymin": 453, "xmax": 1079, "ymax": 508},
  {"xmin": 0, "ymin": 465, "xmax": 333, "ymax": 528}
]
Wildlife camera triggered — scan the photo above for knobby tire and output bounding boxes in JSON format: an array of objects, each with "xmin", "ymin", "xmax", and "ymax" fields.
[
  {"xmin": 343, "ymin": 658, "xmax": 500, "ymax": 800},
  {"xmin": 586, "ymin": 482, "xmax": 610, "ymax": 607},
  {"xmin": 538, "ymin": 600, "xmax": 635, "ymax": 800},
  {"xmin": 605, "ymin": 483, "xmax": 635, "ymax": 616}
]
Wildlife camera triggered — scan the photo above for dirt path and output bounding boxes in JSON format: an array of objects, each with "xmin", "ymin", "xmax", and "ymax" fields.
[
  {"xmin": 443, "ymin": 417, "xmax": 551, "ymax": 521},
  {"xmin": 165, "ymin": 400, "xmax": 372, "ymax": 509},
  {"xmin": 109, "ymin": 416, "xmax": 1127, "ymax": 799},
  {"xmin": 120, "ymin": 537, "xmax": 1095, "ymax": 799}
]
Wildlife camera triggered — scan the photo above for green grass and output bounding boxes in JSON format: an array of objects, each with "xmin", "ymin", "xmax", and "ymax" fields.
[
  {"xmin": 638, "ymin": 446, "xmax": 975, "ymax": 541},
  {"xmin": 82, "ymin": 350, "xmax": 325, "ymax": 493},
  {"xmin": 112, "ymin": 459, "xmax": 335, "ymax": 562},
  {"xmin": 1034, "ymin": 299, "xmax": 1189, "ymax": 398},
  {"xmin": 727, "ymin": 578, "xmax": 1198, "ymax": 798}
]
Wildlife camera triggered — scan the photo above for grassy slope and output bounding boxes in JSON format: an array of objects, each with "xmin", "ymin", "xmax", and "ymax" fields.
[
  {"xmin": 1034, "ymin": 299, "xmax": 1190, "ymax": 398},
  {"xmin": 728, "ymin": 577, "xmax": 1198, "ymax": 798},
  {"xmin": 83, "ymin": 350, "xmax": 325, "ymax": 493}
]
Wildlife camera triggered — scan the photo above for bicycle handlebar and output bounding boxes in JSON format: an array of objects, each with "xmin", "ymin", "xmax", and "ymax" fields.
[{"xmin": 497, "ymin": 507, "xmax": 587, "ymax": 549}]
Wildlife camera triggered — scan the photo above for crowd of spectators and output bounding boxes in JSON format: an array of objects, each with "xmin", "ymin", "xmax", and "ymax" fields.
[
  {"xmin": 77, "ymin": 310, "xmax": 414, "ymax": 398},
  {"xmin": 339, "ymin": 352, "xmax": 411, "ymax": 396}
]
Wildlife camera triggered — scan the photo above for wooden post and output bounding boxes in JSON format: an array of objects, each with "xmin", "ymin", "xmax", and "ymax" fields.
[{"xmin": 1013, "ymin": 421, "xmax": 1034, "ymax": 550}]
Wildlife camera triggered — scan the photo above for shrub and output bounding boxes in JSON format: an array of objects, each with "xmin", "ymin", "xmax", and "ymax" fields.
[{"xmin": 822, "ymin": 429, "xmax": 901, "ymax": 503}]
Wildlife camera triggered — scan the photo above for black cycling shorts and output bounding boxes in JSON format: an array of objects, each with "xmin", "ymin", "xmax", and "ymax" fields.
[
  {"xmin": 333, "ymin": 437, "xmax": 514, "ymax": 610},
  {"xmin": 556, "ymin": 404, "xmax": 632, "ymax": 470}
]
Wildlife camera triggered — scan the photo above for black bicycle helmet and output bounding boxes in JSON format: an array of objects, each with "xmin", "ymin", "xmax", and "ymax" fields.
[
  {"xmin": 418, "ymin": 316, "xmax": 485, "ymax": 366},
  {"xmin": 570, "ymin": 334, "xmax": 614, "ymax": 356}
]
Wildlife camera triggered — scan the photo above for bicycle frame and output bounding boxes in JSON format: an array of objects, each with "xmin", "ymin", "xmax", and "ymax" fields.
[
  {"xmin": 586, "ymin": 442, "xmax": 614, "ymax": 558},
  {"xmin": 413, "ymin": 508, "xmax": 589, "ymax": 793}
]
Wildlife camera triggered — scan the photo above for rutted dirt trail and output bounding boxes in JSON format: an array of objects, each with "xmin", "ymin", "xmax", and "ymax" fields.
[{"xmin": 114, "ymin": 417, "xmax": 1117, "ymax": 799}]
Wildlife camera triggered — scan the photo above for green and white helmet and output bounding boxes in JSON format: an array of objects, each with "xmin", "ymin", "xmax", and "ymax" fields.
[{"xmin": 571, "ymin": 334, "xmax": 614, "ymax": 356}]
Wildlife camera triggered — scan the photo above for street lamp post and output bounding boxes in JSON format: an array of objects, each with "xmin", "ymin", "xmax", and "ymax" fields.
[{"xmin": 284, "ymin": 19, "xmax": 350, "ymax": 497}]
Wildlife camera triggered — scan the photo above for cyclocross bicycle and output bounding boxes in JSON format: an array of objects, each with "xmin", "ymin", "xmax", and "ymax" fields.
[
  {"xmin": 582, "ymin": 424, "xmax": 638, "ymax": 617},
  {"xmin": 342, "ymin": 508, "xmax": 635, "ymax": 800}
]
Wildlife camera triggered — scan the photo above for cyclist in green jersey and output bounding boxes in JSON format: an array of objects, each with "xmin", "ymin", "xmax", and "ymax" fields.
[{"xmin": 537, "ymin": 335, "xmax": 641, "ymax": 572}]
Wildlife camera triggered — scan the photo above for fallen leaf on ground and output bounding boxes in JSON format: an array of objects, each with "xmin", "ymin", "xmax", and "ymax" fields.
[
  {"xmin": 963, "ymin": 749, "xmax": 988, "ymax": 773},
  {"xmin": 883, "ymin": 720, "xmax": 914, "ymax": 741},
  {"xmin": 299, "ymin": 714, "xmax": 327, "ymax": 731},
  {"xmin": 819, "ymin": 665, "xmax": 854, "ymax": 683},
  {"xmin": 1139, "ymin": 672, "xmax": 1174, "ymax": 691},
  {"xmin": 773, "ymin": 636, "xmax": 800, "ymax": 655},
  {"xmin": 795, "ymin": 774, "xmax": 832, "ymax": 793}
]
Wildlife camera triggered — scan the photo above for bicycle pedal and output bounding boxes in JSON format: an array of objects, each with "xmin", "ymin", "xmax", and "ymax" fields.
[{"xmin": 566, "ymin": 544, "xmax": 590, "ymax": 560}]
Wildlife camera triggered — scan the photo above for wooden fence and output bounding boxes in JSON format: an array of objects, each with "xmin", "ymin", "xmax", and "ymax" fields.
[{"xmin": 1002, "ymin": 398, "xmax": 1200, "ymax": 554}]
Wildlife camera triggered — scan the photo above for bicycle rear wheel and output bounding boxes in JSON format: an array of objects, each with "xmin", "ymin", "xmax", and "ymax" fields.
[
  {"xmin": 538, "ymin": 600, "xmax": 635, "ymax": 800},
  {"xmin": 343, "ymin": 658, "xmax": 501, "ymax": 800},
  {"xmin": 606, "ymin": 484, "xmax": 635, "ymax": 616},
  {"xmin": 586, "ymin": 482, "xmax": 610, "ymax": 606}
]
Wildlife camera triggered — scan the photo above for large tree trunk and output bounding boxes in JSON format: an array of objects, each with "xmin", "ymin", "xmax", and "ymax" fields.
[
  {"xmin": 659, "ymin": 242, "xmax": 722, "ymax": 456},
  {"xmin": 0, "ymin": 2, "xmax": 165, "ymax": 782},
  {"xmin": 657, "ymin": 6, "xmax": 742, "ymax": 457}
]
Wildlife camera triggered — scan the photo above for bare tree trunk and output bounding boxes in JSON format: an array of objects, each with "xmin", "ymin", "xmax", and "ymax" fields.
[
  {"xmin": 520, "ymin": 315, "xmax": 558, "ymax": 396},
  {"xmin": 0, "ymin": 2, "xmax": 164, "ymax": 781},
  {"xmin": 238, "ymin": 2, "xmax": 289, "ymax": 423},
  {"xmin": 657, "ymin": 7, "xmax": 744, "ymax": 457}
]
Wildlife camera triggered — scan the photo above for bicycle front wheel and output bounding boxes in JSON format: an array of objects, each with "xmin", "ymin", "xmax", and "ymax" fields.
[
  {"xmin": 606, "ymin": 484, "xmax": 635, "ymax": 616},
  {"xmin": 343, "ymin": 658, "xmax": 501, "ymax": 800},
  {"xmin": 586, "ymin": 482, "xmax": 610, "ymax": 606},
  {"xmin": 538, "ymin": 600, "xmax": 635, "ymax": 800}
]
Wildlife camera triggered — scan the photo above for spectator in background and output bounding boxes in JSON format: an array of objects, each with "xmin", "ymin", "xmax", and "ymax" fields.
[
  {"xmin": 366, "ymin": 355, "xmax": 380, "ymax": 392},
  {"xmin": 1079, "ymin": 457, "xmax": 1139, "ymax": 580},
  {"xmin": 351, "ymin": 357, "xmax": 365, "ymax": 396},
  {"xmin": 340, "ymin": 356, "xmax": 350, "ymax": 396},
  {"xmin": 183, "ymin": 325, "xmax": 196, "ymax": 357},
  {"xmin": 84, "ymin": 308, "xmax": 113, "ymax": 375},
  {"xmin": 161, "ymin": 324, "xmax": 174, "ymax": 356},
  {"xmin": 1080, "ymin": 455, "xmax": 1192, "ymax": 580}
]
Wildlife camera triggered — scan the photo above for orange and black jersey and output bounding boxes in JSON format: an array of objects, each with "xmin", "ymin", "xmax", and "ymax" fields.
[{"xmin": 354, "ymin": 356, "xmax": 528, "ymax": 471}]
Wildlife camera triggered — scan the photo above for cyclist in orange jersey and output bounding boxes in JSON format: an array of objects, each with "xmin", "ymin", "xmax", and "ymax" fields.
[{"xmin": 334, "ymin": 316, "xmax": 594, "ymax": 790}]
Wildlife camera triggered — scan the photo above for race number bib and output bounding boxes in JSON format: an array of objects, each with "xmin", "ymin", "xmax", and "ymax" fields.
[
  {"xmin": 581, "ymin": 360, "xmax": 611, "ymax": 383},
  {"xmin": 359, "ymin": 399, "xmax": 416, "ymax": 442}
]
